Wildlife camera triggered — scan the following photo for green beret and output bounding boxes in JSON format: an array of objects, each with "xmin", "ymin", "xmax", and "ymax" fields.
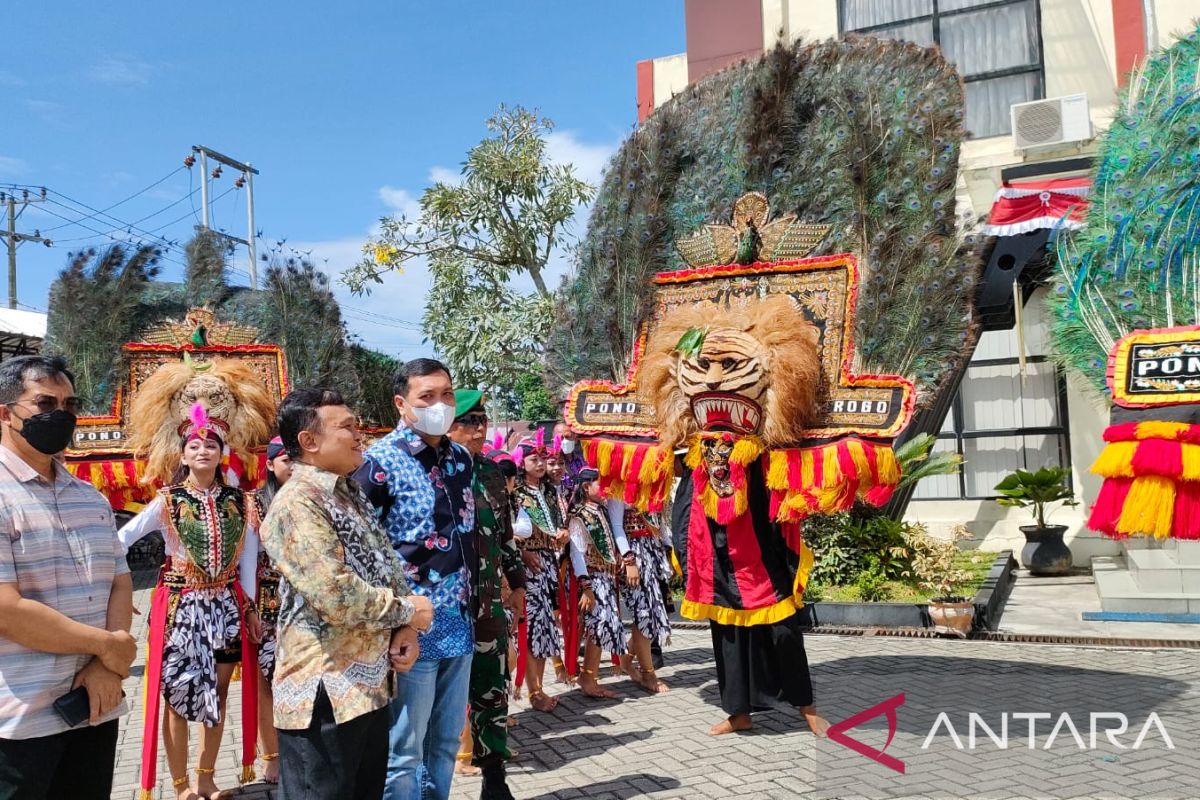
[{"xmin": 453, "ymin": 389, "xmax": 484, "ymax": 418}]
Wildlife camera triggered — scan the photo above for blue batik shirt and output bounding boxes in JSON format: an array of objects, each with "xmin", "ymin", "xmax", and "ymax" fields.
[{"xmin": 355, "ymin": 423, "xmax": 476, "ymax": 660}]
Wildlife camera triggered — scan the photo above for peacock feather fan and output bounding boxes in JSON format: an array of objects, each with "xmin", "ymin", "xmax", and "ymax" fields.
[
  {"xmin": 1048, "ymin": 25, "xmax": 1200, "ymax": 394},
  {"xmin": 547, "ymin": 36, "xmax": 979, "ymax": 407}
]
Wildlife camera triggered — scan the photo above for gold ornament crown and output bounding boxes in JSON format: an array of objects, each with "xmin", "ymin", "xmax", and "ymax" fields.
[
  {"xmin": 139, "ymin": 307, "xmax": 259, "ymax": 347},
  {"xmin": 674, "ymin": 192, "xmax": 830, "ymax": 269}
]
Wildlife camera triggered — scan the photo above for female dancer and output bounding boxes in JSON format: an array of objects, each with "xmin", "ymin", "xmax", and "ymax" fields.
[
  {"xmin": 566, "ymin": 469, "xmax": 633, "ymax": 699},
  {"xmin": 611, "ymin": 503, "xmax": 672, "ymax": 693},
  {"xmin": 253, "ymin": 436, "xmax": 291, "ymax": 783},
  {"xmin": 512, "ymin": 437, "xmax": 567, "ymax": 712},
  {"xmin": 120, "ymin": 404, "xmax": 261, "ymax": 800}
]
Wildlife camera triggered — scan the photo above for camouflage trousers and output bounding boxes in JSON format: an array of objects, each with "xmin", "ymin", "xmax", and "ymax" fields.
[{"xmin": 469, "ymin": 622, "xmax": 511, "ymax": 767}]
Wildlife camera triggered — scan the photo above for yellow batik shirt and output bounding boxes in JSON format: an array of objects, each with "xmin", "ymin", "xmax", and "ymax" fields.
[{"xmin": 261, "ymin": 461, "xmax": 415, "ymax": 729}]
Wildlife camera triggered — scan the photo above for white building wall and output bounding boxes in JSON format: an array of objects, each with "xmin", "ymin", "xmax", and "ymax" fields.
[{"xmin": 651, "ymin": 53, "xmax": 690, "ymax": 109}]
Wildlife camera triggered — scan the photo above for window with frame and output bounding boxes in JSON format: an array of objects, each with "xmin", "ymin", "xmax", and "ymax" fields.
[
  {"xmin": 838, "ymin": 0, "xmax": 1044, "ymax": 138},
  {"xmin": 911, "ymin": 291, "xmax": 1072, "ymax": 500}
]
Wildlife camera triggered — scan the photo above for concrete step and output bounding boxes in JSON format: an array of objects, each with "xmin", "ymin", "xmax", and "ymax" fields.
[
  {"xmin": 1126, "ymin": 547, "xmax": 1200, "ymax": 593},
  {"xmin": 1164, "ymin": 538, "xmax": 1200, "ymax": 566},
  {"xmin": 1094, "ymin": 567, "xmax": 1200, "ymax": 614}
]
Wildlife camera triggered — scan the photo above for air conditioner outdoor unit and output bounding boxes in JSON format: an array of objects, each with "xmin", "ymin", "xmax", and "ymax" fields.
[{"xmin": 1010, "ymin": 93, "xmax": 1091, "ymax": 150}]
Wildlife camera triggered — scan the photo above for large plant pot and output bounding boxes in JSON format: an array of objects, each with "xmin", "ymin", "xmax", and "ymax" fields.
[
  {"xmin": 928, "ymin": 598, "xmax": 974, "ymax": 637},
  {"xmin": 1019, "ymin": 524, "xmax": 1072, "ymax": 576}
]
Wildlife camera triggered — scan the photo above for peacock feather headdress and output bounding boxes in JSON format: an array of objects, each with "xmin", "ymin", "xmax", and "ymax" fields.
[
  {"xmin": 548, "ymin": 36, "xmax": 980, "ymax": 407},
  {"xmin": 1048, "ymin": 25, "xmax": 1200, "ymax": 394}
]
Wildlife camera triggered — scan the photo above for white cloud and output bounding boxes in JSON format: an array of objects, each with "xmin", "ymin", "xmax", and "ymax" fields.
[
  {"xmin": 544, "ymin": 130, "xmax": 618, "ymax": 188},
  {"xmin": 286, "ymin": 234, "xmax": 433, "ymax": 357},
  {"xmin": 90, "ymin": 56, "xmax": 153, "ymax": 86},
  {"xmin": 378, "ymin": 186, "xmax": 421, "ymax": 219},
  {"xmin": 428, "ymin": 165, "xmax": 462, "ymax": 186},
  {"xmin": 0, "ymin": 156, "xmax": 29, "ymax": 178}
]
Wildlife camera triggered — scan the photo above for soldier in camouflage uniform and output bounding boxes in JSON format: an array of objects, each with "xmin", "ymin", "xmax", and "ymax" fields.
[{"xmin": 447, "ymin": 390, "xmax": 526, "ymax": 800}]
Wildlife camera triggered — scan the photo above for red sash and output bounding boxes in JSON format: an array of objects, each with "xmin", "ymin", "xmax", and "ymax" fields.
[{"xmin": 137, "ymin": 575, "xmax": 258, "ymax": 798}]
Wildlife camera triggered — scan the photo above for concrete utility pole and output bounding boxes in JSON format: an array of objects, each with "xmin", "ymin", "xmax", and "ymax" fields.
[
  {"xmin": 191, "ymin": 145, "xmax": 260, "ymax": 288},
  {"xmin": 2, "ymin": 188, "xmax": 51, "ymax": 310}
]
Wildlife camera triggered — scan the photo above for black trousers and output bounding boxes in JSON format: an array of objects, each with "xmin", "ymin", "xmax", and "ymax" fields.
[
  {"xmin": 711, "ymin": 613, "xmax": 814, "ymax": 716},
  {"xmin": 278, "ymin": 683, "xmax": 390, "ymax": 800},
  {"xmin": 0, "ymin": 720, "xmax": 118, "ymax": 800}
]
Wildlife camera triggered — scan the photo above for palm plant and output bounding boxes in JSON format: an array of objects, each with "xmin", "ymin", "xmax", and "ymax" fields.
[
  {"xmin": 894, "ymin": 433, "xmax": 965, "ymax": 491},
  {"xmin": 994, "ymin": 466, "xmax": 1077, "ymax": 529}
]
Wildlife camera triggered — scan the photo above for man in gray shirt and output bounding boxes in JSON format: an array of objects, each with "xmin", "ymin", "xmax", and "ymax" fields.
[{"xmin": 0, "ymin": 356, "xmax": 137, "ymax": 800}]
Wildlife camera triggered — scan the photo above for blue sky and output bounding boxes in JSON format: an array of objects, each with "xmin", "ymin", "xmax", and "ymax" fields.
[{"xmin": 1, "ymin": 1, "xmax": 684, "ymax": 354}]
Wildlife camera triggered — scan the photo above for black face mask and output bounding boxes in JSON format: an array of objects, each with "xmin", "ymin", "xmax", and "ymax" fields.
[{"xmin": 9, "ymin": 408, "xmax": 77, "ymax": 455}]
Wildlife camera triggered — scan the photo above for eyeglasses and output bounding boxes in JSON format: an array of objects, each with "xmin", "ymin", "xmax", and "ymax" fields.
[
  {"xmin": 455, "ymin": 413, "xmax": 488, "ymax": 428},
  {"xmin": 8, "ymin": 395, "xmax": 82, "ymax": 416}
]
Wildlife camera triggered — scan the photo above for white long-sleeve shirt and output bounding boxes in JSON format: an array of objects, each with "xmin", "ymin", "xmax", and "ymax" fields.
[
  {"xmin": 512, "ymin": 507, "xmax": 533, "ymax": 540},
  {"xmin": 569, "ymin": 503, "xmax": 631, "ymax": 577},
  {"xmin": 603, "ymin": 499, "xmax": 633, "ymax": 556},
  {"xmin": 118, "ymin": 492, "xmax": 258, "ymax": 598}
]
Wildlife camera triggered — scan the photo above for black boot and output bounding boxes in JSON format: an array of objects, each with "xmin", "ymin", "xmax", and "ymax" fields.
[{"xmin": 481, "ymin": 762, "xmax": 516, "ymax": 800}]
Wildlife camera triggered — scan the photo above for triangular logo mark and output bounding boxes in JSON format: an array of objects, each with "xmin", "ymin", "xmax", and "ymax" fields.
[{"xmin": 827, "ymin": 692, "xmax": 906, "ymax": 774}]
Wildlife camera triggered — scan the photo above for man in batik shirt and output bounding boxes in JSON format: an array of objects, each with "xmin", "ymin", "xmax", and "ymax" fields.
[
  {"xmin": 354, "ymin": 359, "xmax": 475, "ymax": 800},
  {"xmin": 447, "ymin": 390, "xmax": 525, "ymax": 800},
  {"xmin": 262, "ymin": 388, "xmax": 433, "ymax": 800}
]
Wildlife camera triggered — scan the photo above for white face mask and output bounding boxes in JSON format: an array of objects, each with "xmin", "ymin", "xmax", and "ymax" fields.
[
  {"xmin": 410, "ymin": 402, "xmax": 456, "ymax": 437},
  {"xmin": 560, "ymin": 438, "xmax": 577, "ymax": 455}
]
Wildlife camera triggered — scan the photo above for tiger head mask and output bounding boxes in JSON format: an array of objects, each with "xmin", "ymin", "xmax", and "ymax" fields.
[
  {"xmin": 642, "ymin": 294, "xmax": 822, "ymax": 452},
  {"xmin": 126, "ymin": 357, "xmax": 277, "ymax": 486}
]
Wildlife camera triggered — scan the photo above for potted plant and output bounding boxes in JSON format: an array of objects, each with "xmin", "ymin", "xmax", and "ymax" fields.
[
  {"xmin": 993, "ymin": 466, "xmax": 1077, "ymax": 575},
  {"xmin": 897, "ymin": 524, "xmax": 976, "ymax": 637}
]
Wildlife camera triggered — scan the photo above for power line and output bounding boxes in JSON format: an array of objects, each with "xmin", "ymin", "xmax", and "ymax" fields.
[
  {"xmin": 7, "ymin": 181, "xmax": 429, "ymax": 335},
  {"xmin": 40, "ymin": 166, "xmax": 186, "ymax": 232}
]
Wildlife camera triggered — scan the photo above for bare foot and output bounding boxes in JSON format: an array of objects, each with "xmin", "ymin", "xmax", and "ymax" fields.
[
  {"xmin": 637, "ymin": 669, "xmax": 670, "ymax": 694},
  {"xmin": 528, "ymin": 690, "xmax": 558, "ymax": 712},
  {"xmin": 172, "ymin": 782, "xmax": 199, "ymax": 800},
  {"xmin": 619, "ymin": 654, "xmax": 643, "ymax": 687},
  {"xmin": 261, "ymin": 756, "xmax": 279, "ymax": 784},
  {"xmin": 801, "ymin": 705, "xmax": 830, "ymax": 738},
  {"xmin": 195, "ymin": 772, "xmax": 222, "ymax": 800},
  {"xmin": 709, "ymin": 714, "xmax": 753, "ymax": 736},
  {"xmin": 454, "ymin": 759, "xmax": 482, "ymax": 777},
  {"xmin": 578, "ymin": 676, "xmax": 618, "ymax": 699},
  {"xmin": 505, "ymin": 715, "xmax": 519, "ymax": 728}
]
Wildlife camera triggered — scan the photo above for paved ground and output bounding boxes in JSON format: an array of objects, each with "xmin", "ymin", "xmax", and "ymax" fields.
[
  {"xmin": 114, "ymin": 572, "xmax": 1200, "ymax": 799},
  {"xmin": 999, "ymin": 570, "xmax": 1200, "ymax": 640}
]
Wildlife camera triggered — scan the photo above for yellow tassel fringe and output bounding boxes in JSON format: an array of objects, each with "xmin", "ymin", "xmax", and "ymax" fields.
[
  {"xmin": 1091, "ymin": 442, "xmax": 1137, "ymax": 478},
  {"xmin": 1134, "ymin": 420, "xmax": 1192, "ymax": 440},
  {"xmin": 1117, "ymin": 475, "xmax": 1175, "ymax": 539}
]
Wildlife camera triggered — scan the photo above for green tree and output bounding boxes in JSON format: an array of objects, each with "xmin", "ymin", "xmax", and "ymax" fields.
[
  {"xmin": 343, "ymin": 105, "xmax": 593, "ymax": 394},
  {"xmin": 513, "ymin": 369, "xmax": 556, "ymax": 421},
  {"xmin": 420, "ymin": 250, "xmax": 554, "ymax": 391}
]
